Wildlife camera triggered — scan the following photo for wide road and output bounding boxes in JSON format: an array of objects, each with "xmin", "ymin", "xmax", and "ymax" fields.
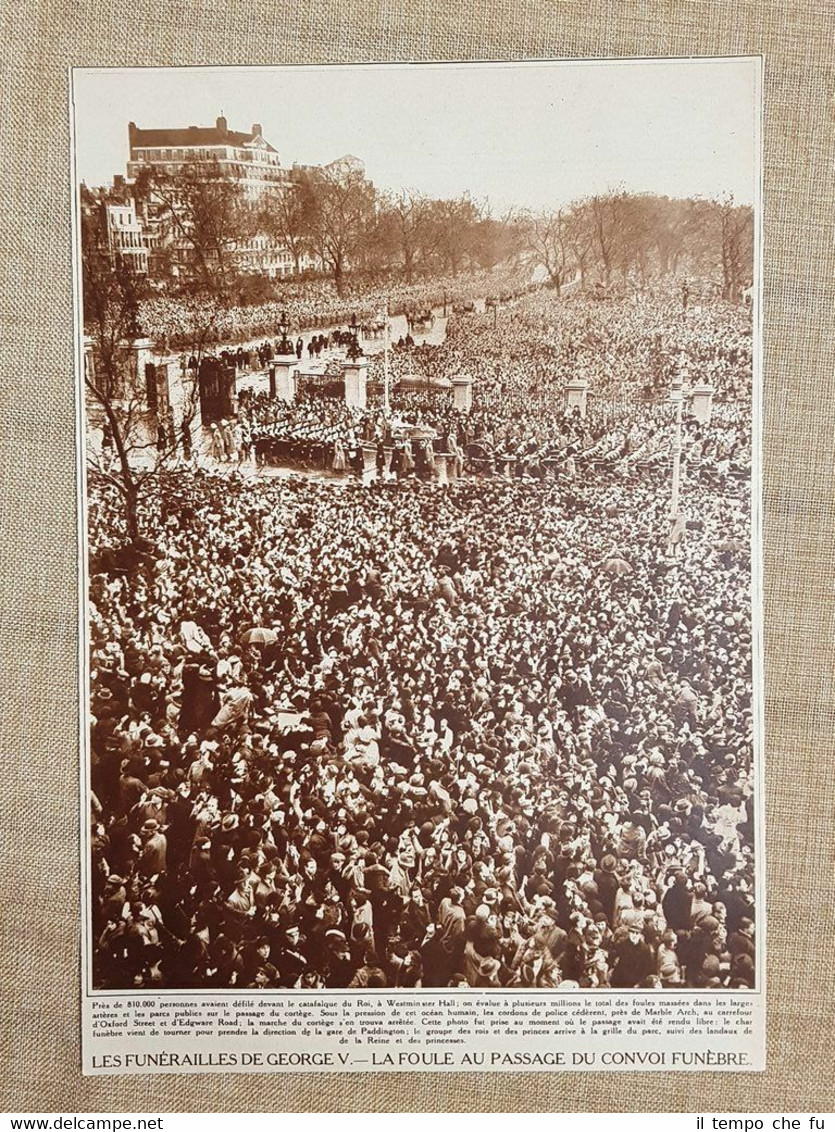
[{"xmin": 234, "ymin": 303, "xmax": 451, "ymax": 397}]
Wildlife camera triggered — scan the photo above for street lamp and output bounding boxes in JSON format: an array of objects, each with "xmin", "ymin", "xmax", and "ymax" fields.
[
  {"xmin": 277, "ymin": 309, "xmax": 294, "ymax": 356},
  {"xmin": 382, "ymin": 301, "xmax": 391, "ymax": 416},
  {"xmin": 670, "ymin": 361, "xmax": 686, "ymax": 517},
  {"xmin": 347, "ymin": 313, "xmax": 363, "ymax": 362}
]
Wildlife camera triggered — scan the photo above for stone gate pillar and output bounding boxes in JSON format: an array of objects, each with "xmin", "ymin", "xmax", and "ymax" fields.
[
  {"xmin": 343, "ymin": 357, "xmax": 368, "ymax": 411},
  {"xmin": 452, "ymin": 375, "xmax": 473, "ymax": 413},
  {"xmin": 565, "ymin": 377, "xmax": 589, "ymax": 418},
  {"xmin": 271, "ymin": 357, "xmax": 299, "ymax": 403}
]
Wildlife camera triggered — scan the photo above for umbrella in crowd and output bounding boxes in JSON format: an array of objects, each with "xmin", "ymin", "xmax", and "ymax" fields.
[
  {"xmin": 240, "ymin": 627, "xmax": 279, "ymax": 648},
  {"xmin": 601, "ymin": 555, "xmax": 633, "ymax": 576}
]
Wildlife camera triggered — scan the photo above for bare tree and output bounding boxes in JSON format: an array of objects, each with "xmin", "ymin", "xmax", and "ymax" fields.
[
  {"xmin": 524, "ymin": 208, "xmax": 574, "ymax": 293},
  {"xmin": 81, "ymin": 200, "xmax": 156, "ymax": 542},
  {"xmin": 563, "ymin": 203, "xmax": 596, "ymax": 288},
  {"xmin": 719, "ymin": 196, "xmax": 754, "ymax": 302},
  {"xmin": 425, "ymin": 195, "xmax": 481, "ymax": 277},
  {"xmin": 559, "ymin": 193, "xmax": 754, "ymax": 294},
  {"xmin": 306, "ymin": 159, "xmax": 376, "ymax": 294},
  {"xmin": 82, "ymin": 166, "xmax": 246, "ymax": 540},
  {"xmin": 139, "ymin": 160, "xmax": 256, "ymax": 294},
  {"xmin": 260, "ymin": 172, "xmax": 316, "ymax": 277},
  {"xmin": 470, "ymin": 200, "xmax": 524, "ymax": 274},
  {"xmin": 135, "ymin": 161, "xmax": 257, "ymax": 446},
  {"xmin": 385, "ymin": 189, "xmax": 433, "ymax": 284},
  {"xmin": 588, "ymin": 192, "xmax": 623, "ymax": 286}
]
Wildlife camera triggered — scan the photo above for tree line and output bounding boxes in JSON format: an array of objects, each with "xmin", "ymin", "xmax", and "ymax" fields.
[
  {"xmin": 521, "ymin": 192, "xmax": 753, "ymax": 300},
  {"xmin": 83, "ymin": 161, "xmax": 754, "ymax": 308},
  {"xmin": 257, "ymin": 166, "xmax": 754, "ymax": 301}
]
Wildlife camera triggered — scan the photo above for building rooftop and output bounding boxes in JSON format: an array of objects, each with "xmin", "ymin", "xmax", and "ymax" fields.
[{"xmin": 128, "ymin": 117, "xmax": 277, "ymax": 155}]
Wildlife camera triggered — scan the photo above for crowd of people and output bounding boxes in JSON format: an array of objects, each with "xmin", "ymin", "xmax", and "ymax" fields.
[
  {"xmin": 235, "ymin": 384, "xmax": 749, "ymax": 495},
  {"xmin": 243, "ymin": 392, "xmax": 365, "ymax": 473},
  {"xmin": 186, "ymin": 283, "xmax": 752, "ymax": 488},
  {"xmin": 87, "ymin": 276, "xmax": 756, "ymax": 993},
  {"xmin": 138, "ymin": 266, "xmax": 530, "ymax": 353},
  {"xmin": 195, "ymin": 330, "xmax": 356, "ymax": 381},
  {"xmin": 369, "ymin": 287, "xmax": 753, "ymax": 411}
]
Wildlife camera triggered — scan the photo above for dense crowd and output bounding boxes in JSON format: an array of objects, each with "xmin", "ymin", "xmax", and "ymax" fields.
[
  {"xmin": 88, "ymin": 275, "xmax": 756, "ymax": 992},
  {"xmin": 237, "ymin": 384, "xmax": 749, "ymax": 492},
  {"xmin": 369, "ymin": 288, "xmax": 752, "ymax": 410},
  {"xmin": 243, "ymin": 392, "xmax": 365, "ymax": 473},
  {"xmin": 89, "ymin": 474, "xmax": 754, "ymax": 990},
  {"xmin": 200, "ymin": 284, "xmax": 752, "ymax": 484},
  {"xmin": 136, "ymin": 266, "xmax": 530, "ymax": 352}
]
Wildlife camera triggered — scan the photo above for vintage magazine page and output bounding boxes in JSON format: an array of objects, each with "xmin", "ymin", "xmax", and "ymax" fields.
[{"xmin": 74, "ymin": 58, "xmax": 765, "ymax": 1076}]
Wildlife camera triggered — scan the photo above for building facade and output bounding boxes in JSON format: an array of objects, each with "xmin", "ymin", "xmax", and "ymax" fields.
[
  {"xmin": 104, "ymin": 199, "xmax": 149, "ymax": 274},
  {"xmin": 126, "ymin": 117, "xmax": 319, "ymax": 277}
]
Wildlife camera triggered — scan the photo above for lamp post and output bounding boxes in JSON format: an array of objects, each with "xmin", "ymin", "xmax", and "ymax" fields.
[
  {"xmin": 347, "ymin": 313, "xmax": 363, "ymax": 362},
  {"xmin": 383, "ymin": 300, "xmax": 391, "ymax": 416},
  {"xmin": 670, "ymin": 363, "xmax": 686, "ymax": 517},
  {"xmin": 277, "ymin": 309, "xmax": 294, "ymax": 356}
]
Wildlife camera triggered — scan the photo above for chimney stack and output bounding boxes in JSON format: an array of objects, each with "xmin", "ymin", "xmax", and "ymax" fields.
[
  {"xmin": 216, "ymin": 115, "xmax": 228, "ymax": 133},
  {"xmin": 252, "ymin": 123, "xmax": 262, "ymax": 138}
]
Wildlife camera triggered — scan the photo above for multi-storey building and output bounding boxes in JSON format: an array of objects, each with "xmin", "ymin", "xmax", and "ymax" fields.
[
  {"xmin": 79, "ymin": 183, "xmax": 149, "ymax": 275},
  {"xmin": 126, "ymin": 116, "xmax": 319, "ymax": 277},
  {"xmin": 127, "ymin": 117, "xmax": 291, "ymax": 198},
  {"xmin": 104, "ymin": 199, "xmax": 149, "ymax": 274}
]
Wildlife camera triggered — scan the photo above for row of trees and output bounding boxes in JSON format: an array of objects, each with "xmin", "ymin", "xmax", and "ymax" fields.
[
  {"xmin": 261, "ymin": 163, "xmax": 520, "ymax": 289},
  {"xmin": 110, "ymin": 157, "xmax": 753, "ymax": 302},
  {"xmin": 521, "ymin": 193, "xmax": 753, "ymax": 300},
  {"xmin": 258, "ymin": 168, "xmax": 753, "ymax": 300},
  {"xmin": 125, "ymin": 158, "xmax": 519, "ymax": 295}
]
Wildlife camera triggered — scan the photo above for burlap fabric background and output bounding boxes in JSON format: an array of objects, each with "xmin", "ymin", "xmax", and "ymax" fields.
[{"xmin": 1, "ymin": 0, "xmax": 833, "ymax": 1114}]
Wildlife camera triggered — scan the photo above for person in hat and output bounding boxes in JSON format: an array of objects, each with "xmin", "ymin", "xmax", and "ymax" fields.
[
  {"xmin": 180, "ymin": 661, "xmax": 219, "ymax": 737},
  {"xmin": 322, "ymin": 929, "xmax": 354, "ymax": 987},
  {"xmin": 99, "ymin": 875, "xmax": 128, "ymax": 926},
  {"xmin": 609, "ymin": 924, "xmax": 654, "ymax": 988},
  {"xmin": 118, "ymin": 761, "xmax": 147, "ymax": 812},
  {"xmin": 138, "ymin": 819, "xmax": 167, "ymax": 877},
  {"xmin": 662, "ymin": 870, "xmax": 693, "ymax": 931},
  {"xmin": 727, "ymin": 916, "xmax": 755, "ymax": 962}
]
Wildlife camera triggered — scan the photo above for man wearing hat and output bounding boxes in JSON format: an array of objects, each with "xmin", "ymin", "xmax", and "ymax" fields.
[
  {"xmin": 180, "ymin": 659, "xmax": 220, "ymax": 737},
  {"xmin": 118, "ymin": 760, "xmax": 147, "ymax": 812},
  {"xmin": 99, "ymin": 874, "xmax": 128, "ymax": 926},
  {"xmin": 594, "ymin": 854, "xmax": 620, "ymax": 924},
  {"xmin": 138, "ymin": 818, "xmax": 167, "ymax": 877},
  {"xmin": 189, "ymin": 836, "xmax": 215, "ymax": 885},
  {"xmin": 213, "ymin": 813, "xmax": 243, "ymax": 892},
  {"xmin": 662, "ymin": 870, "xmax": 693, "ymax": 931},
  {"xmin": 609, "ymin": 923, "xmax": 655, "ymax": 987},
  {"xmin": 727, "ymin": 916, "xmax": 755, "ymax": 962},
  {"xmin": 322, "ymin": 929, "xmax": 354, "ymax": 987},
  {"xmin": 225, "ymin": 870, "xmax": 257, "ymax": 934}
]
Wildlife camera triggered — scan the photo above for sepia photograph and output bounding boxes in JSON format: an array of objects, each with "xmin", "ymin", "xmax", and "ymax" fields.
[{"xmin": 76, "ymin": 60, "xmax": 762, "ymax": 997}]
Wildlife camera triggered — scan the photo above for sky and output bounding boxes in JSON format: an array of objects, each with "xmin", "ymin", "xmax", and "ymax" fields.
[{"xmin": 72, "ymin": 60, "xmax": 761, "ymax": 213}]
